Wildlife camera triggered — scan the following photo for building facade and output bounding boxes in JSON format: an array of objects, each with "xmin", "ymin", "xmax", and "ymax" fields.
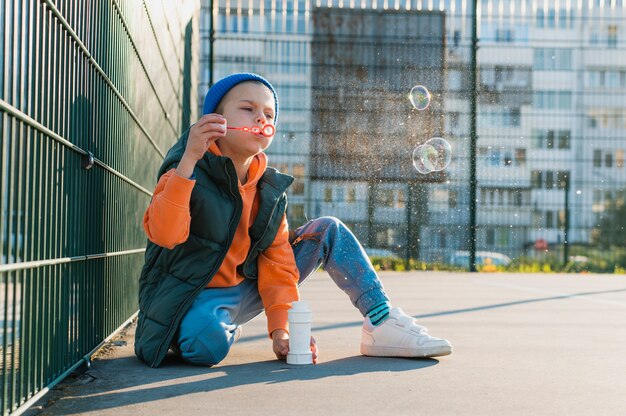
[{"xmin": 200, "ymin": 0, "xmax": 626, "ymax": 265}]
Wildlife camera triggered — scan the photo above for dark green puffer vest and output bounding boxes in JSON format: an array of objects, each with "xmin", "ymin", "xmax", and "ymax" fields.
[{"xmin": 134, "ymin": 127, "xmax": 293, "ymax": 368}]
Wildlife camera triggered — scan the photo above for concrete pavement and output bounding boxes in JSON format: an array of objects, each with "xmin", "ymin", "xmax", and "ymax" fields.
[{"xmin": 29, "ymin": 272, "xmax": 626, "ymax": 415}]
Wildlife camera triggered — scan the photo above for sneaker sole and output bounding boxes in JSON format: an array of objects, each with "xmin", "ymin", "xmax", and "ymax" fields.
[{"xmin": 360, "ymin": 344, "xmax": 452, "ymax": 358}]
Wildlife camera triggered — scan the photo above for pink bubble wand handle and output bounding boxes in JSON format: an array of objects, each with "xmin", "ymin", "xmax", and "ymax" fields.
[{"xmin": 227, "ymin": 125, "xmax": 275, "ymax": 137}]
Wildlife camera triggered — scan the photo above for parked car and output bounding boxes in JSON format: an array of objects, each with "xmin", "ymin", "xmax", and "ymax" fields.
[
  {"xmin": 449, "ymin": 250, "xmax": 512, "ymax": 267},
  {"xmin": 364, "ymin": 248, "xmax": 401, "ymax": 259},
  {"xmin": 568, "ymin": 255, "xmax": 589, "ymax": 263}
]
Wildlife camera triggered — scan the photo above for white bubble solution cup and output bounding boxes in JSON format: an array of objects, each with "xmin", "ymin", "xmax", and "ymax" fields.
[{"xmin": 287, "ymin": 301, "xmax": 313, "ymax": 365}]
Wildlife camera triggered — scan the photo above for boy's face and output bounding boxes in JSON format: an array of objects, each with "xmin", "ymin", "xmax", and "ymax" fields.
[{"xmin": 216, "ymin": 82, "xmax": 276, "ymax": 159}]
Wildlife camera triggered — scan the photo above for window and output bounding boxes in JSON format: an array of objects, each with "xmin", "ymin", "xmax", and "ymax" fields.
[
  {"xmin": 275, "ymin": 163, "xmax": 289, "ymax": 174},
  {"xmin": 377, "ymin": 189, "xmax": 394, "ymax": 208},
  {"xmin": 448, "ymin": 191, "xmax": 458, "ymax": 209},
  {"xmin": 291, "ymin": 180, "xmax": 305, "ymax": 196},
  {"xmin": 534, "ymin": 49, "xmax": 545, "ymax": 70},
  {"xmin": 292, "ymin": 164, "xmax": 305, "ymax": 195},
  {"xmin": 593, "ymin": 149, "xmax": 602, "ymax": 168},
  {"xmin": 437, "ymin": 231, "xmax": 446, "ymax": 248},
  {"xmin": 536, "ymin": 9, "xmax": 544, "ymax": 28},
  {"xmin": 432, "ymin": 189, "xmax": 449, "ymax": 205},
  {"xmin": 557, "ymin": 171, "xmax": 569, "ymax": 189},
  {"xmin": 335, "ymin": 187, "xmax": 345, "ymax": 202},
  {"xmin": 558, "ymin": 9, "xmax": 568, "ymax": 28},
  {"xmin": 509, "ymin": 108, "xmax": 521, "ymax": 126},
  {"xmin": 486, "ymin": 228, "xmax": 495, "ymax": 245},
  {"xmin": 532, "ymin": 210, "xmax": 543, "ymax": 227},
  {"xmin": 545, "ymin": 171, "xmax": 554, "ymax": 189},
  {"xmin": 290, "ymin": 204, "xmax": 305, "ymax": 221},
  {"xmin": 606, "ymin": 153, "xmax": 614, "ymax": 168},
  {"xmin": 545, "ymin": 211, "xmax": 554, "ymax": 228},
  {"xmin": 448, "ymin": 71, "xmax": 463, "ymax": 91},
  {"xmin": 515, "ymin": 149, "xmax": 527, "ymax": 166},
  {"xmin": 606, "ymin": 71, "xmax": 620, "ymax": 88},
  {"xmin": 534, "ymin": 91, "xmax": 572, "ymax": 109},
  {"xmin": 489, "ymin": 149, "xmax": 501, "ymax": 166},
  {"xmin": 558, "ymin": 92, "xmax": 571, "ymax": 109},
  {"xmin": 533, "ymin": 8, "xmax": 571, "ymax": 28},
  {"xmin": 547, "ymin": 9, "xmax": 556, "ymax": 28},
  {"xmin": 617, "ymin": 150, "xmax": 624, "ymax": 168},
  {"xmin": 396, "ymin": 190, "xmax": 406, "ymax": 209},
  {"xmin": 495, "ymin": 28, "xmax": 514, "ymax": 42},
  {"xmin": 347, "ymin": 187, "xmax": 356, "ymax": 203},
  {"xmin": 453, "ymin": 30, "xmax": 461, "ymax": 47},
  {"xmin": 229, "ymin": 14, "xmax": 238, "ymax": 32},
  {"xmin": 449, "ymin": 112, "xmax": 460, "ymax": 129},
  {"xmin": 592, "ymin": 190, "xmax": 603, "ymax": 212},
  {"xmin": 546, "ymin": 130, "xmax": 555, "ymax": 149},
  {"xmin": 587, "ymin": 71, "xmax": 601, "ymax": 88},
  {"xmin": 531, "ymin": 171, "xmax": 543, "ymax": 188},
  {"xmin": 608, "ymin": 25, "xmax": 618, "ymax": 48},
  {"xmin": 497, "ymin": 228, "xmax": 510, "ymax": 246},
  {"xmin": 558, "ymin": 210, "xmax": 566, "ymax": 229},
  {"xmin": 324, "ymin": 187, "xmax": 332, "ymax": 203},
  {"xmin": 557, "ymin": 130, "xmax": 570, "ymax": 149},
  {"xmin": 480, "ymin": 108, "xmax": 521, "ymax": 127},
  {"xmin": 533, "ymin": 130, "xmax": 544, "ymax": 148},
  {"xmin": 534, "ymin": 48, "xmax": 572, "ymax": 70}
]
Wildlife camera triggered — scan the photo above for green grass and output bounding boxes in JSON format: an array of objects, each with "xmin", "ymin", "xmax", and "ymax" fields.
[{"xmin": 369, "ymin": 245, "xmax": 626, "ymax": 274}]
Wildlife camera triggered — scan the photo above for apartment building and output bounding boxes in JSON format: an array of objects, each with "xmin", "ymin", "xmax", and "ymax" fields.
[{"xmin": 200, "ymin": 0, "xmax": 626, "ymax": 264}]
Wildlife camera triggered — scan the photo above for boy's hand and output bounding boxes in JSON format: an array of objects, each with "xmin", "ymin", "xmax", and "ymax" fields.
[
  {"xmin": 271, "ymin": 329, "xmax": 318, "ymax": 364},
  {"xmin": 184, "ymin": 114, "xmax": 227, "ymax": 161},
  {"xmin": 176, "ymin": 114, "xmax": 226, "ymax": 178}
]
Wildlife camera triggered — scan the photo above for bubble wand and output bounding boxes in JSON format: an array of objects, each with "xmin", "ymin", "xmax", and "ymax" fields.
[{"xmin": 227, "ymin": 125, "xmax": 275, "ymax": 137}]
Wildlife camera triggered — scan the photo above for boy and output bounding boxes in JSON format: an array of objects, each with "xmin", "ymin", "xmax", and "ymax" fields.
[{"xmin": 135, "ymin": 73, "xmax": 452, "ymax": 368}]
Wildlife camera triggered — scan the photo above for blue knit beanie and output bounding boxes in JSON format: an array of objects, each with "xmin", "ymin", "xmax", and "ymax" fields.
[{"xmin": 202, "ymin": 73, "xmax": 279, "ymax": 124}]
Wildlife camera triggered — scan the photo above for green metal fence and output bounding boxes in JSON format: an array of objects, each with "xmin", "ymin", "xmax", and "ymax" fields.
[{"xmin": 0, "ymin": 1, "xmax": 199, "ymax": 414}]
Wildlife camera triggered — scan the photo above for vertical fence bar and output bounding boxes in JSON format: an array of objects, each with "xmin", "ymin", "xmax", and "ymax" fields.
[{"xmin": 468, "ymin": 0, "xmax": 478, "ymax": 272}]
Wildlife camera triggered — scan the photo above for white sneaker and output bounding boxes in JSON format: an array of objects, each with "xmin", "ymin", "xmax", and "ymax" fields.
[{"xmin": 361, "ymin": 307, "xmax": 452, "ymax": 358}]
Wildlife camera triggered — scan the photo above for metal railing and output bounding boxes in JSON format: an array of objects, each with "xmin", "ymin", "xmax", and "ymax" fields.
[{"xmin": 0, "ymin": 0, "xmax": 199, "ymax": 414}]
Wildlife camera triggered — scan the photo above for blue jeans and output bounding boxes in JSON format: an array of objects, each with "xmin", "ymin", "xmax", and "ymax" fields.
[{"xmin": 176, "ymin": 216, "xmax": 390, "ymax": 366}]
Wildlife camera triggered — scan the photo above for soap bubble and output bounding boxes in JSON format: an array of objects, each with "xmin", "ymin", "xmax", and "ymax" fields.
[
  {"xmin": 409, "ymin": 85, "xmax": 431, "ymax": 111},
  {"xmin": 425, "ymin": 138, "xmax": 452, "ymax": 170},
  {"xmin": 412, "ymin": 144, "xmax": 437, "ymax": 174},
  {"xmin": 412, "ymin": 137, "xmax": 452, "ymax": 174}
]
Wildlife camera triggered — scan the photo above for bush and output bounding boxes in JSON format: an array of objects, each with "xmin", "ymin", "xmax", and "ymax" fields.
[
  {"xmin": 369, "ymin": 253, "xmax": 626, "ymax": 274},
  {"xmin": 370, "ymin": 256, "xmax": 464, "ymax": 272}
]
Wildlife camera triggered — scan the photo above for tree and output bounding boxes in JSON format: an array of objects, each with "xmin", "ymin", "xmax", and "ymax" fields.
[{"xmin": 593, "ymin": 191, "xmax": 626, "ymax": 249}]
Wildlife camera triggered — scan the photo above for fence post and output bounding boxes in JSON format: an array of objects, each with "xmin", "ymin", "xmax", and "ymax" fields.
[{"xmin": 469, "ymin": 0, "xmax": 479, "ymax": 272}]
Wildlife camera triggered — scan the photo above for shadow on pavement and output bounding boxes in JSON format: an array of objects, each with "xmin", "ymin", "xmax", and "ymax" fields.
[
  {"xmin": 51, "ymin": 355, "xmax": 438, "ymax": 414},
  {"xmin": 234, "ymin": 286, "xmax": 626, "ymax": 344}
]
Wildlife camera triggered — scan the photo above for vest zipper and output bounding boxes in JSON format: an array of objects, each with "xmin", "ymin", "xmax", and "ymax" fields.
[
  {"xmin": 242, "ymin": 193, "xmax": 284, "ymax": 275},
  {"xmin": 151, "ymin": 165, "xmax": 242, "ymax": 367}
]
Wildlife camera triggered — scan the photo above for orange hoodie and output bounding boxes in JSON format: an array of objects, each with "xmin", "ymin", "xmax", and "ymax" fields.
[{"xmin": 143, "ymin": 143, "xmax": 300, "ymax": 336}]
